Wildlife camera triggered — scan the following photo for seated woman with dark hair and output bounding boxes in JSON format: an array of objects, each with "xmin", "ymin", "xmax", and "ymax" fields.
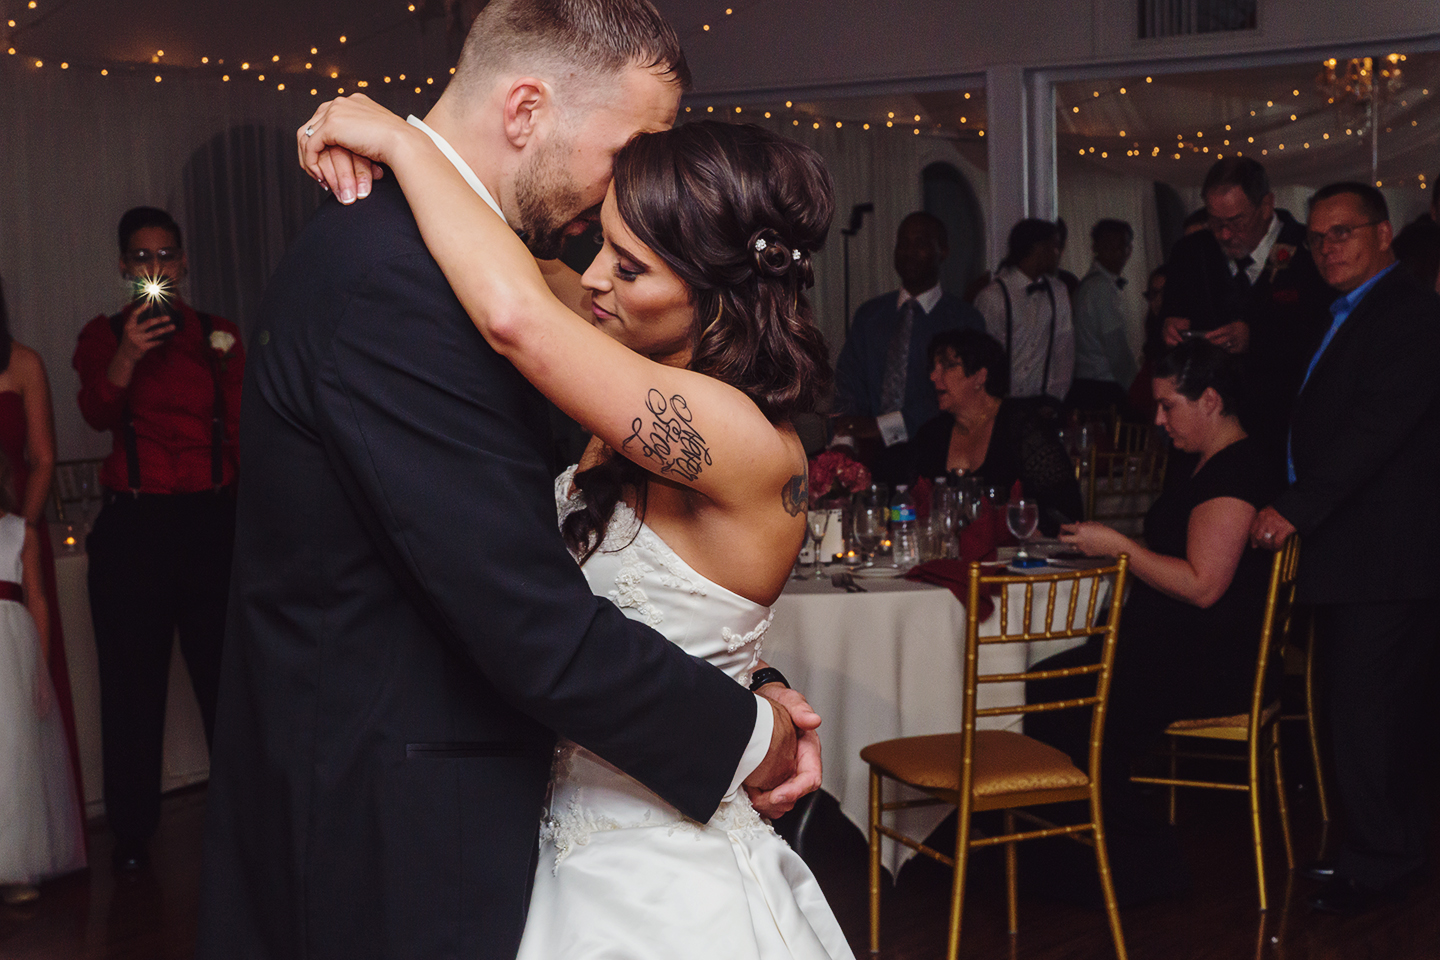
[
  {"xmin": 1025, "ymin": 338, "xmax": 1284, "ymax": 902},
  {"xmin": 904, "ymin": 328, "xmax": 1082, "ymax": 534}
]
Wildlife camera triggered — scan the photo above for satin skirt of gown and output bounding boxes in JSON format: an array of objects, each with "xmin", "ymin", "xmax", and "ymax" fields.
[
  {"xmin": 0, "ymin": 514, "xmax": 86, "ymax": 883},
  {"xmin": 514, "ymin": 469, "xmax": 854, "ymax": 960}
]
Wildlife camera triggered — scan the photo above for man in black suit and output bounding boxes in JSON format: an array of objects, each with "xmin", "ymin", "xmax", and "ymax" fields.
[
  {"xmin": 831, "ymin": 211, "xmax": 983, "ymax": 482},
  {"xmin": 1161, "ymin": 158, "xmax": 1333, "ymax": 456},
  {"xmin": 195, "ymin": 3, "xmax": 815, "ymax": 958},
  {"xmin": 1251, "ymin": 182, "xmax": 1440, "ymax": 914}
]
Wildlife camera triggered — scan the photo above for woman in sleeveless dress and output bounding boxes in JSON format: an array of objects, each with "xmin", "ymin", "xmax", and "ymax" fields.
[
  {"xmin": 0, "ymin": 447, "xmax": 86, "ymax": 905},
  {"xmin": 301, "ymin": 100, "xmax": 854, "ymax": 958},
  {"xmin": 0, "ymin": 277, "xmax": 85, "ymax": 822}
]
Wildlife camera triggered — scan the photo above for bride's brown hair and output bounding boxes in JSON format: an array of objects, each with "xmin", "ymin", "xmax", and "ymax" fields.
[{"xmin": 563, "ymin": 121, "xmax": 835, "ymax": 561}]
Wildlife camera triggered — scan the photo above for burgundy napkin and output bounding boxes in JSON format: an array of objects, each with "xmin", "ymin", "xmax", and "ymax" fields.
[{"xmin": 905, "ymin": 555, "xmax": 1001, "ymax": 621}]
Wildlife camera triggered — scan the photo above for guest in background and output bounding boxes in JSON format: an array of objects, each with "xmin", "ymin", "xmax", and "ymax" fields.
[
  {"xmin": 1127, "ymin": 265, "xmax": 1170, "ymax": 419},
  {"xmin": 1053, "ymin": 218, "xmax": 1082, "ymax": 300},
  {"xmin": 1392, "ymin": 215, "xmax": 1440, "ymax": 292},
  {"xmin": 903, "ymin": 329, "xmax": 1081, "ymax": 535},
  {"xmin": 0, "ymin": 445, "xmax": 86, "ymax": 905},
  {"xmin": 1250, "ymin": 183, "xmax": 1440, "ymax": 915},
  {"xmin": 974, "ymin": 219, "xmax": 1074, "ymax": 410},
  {"xmin": 831, "ymin": 212, "xmax": 983, "ymax": 483},
  {"xmin": 1029, "ymin": 339, "xmax": 1282, "ymax": 904},
  {"xmin": 0, "ymin": 276, "xmax": 84, "ymax": 819},
  {"xmin": 1161, "ymin": 157, "xmax": 1333, "ymax": 458},
  {"xmin": 72, "ymin": 207, "xmax": 245, "ymax": 872},
  {"xmin": 1068, "ymin": 219, "xmax": 1139, "ymax": 414}
]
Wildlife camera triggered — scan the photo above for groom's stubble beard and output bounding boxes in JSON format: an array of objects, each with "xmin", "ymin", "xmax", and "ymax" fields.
[{"xmin": 514, "ymin": 130, "xmax": 590, "ymax": 260}]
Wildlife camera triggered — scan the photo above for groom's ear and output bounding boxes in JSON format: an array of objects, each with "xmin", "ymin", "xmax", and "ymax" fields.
[{"xmin": 502, "ymin": 77, "xmax": 551, "ymax": 149}]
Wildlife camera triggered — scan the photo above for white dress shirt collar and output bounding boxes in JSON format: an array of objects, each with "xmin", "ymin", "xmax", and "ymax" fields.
[
  {"xmin": 1235, "ymin": 214, "xmax": 1282, "ymax": 284},
  {"xmin": 897, "ymin": 284, "xmax": 943, "ymax": 314},
  {"xmin": 406, "ymin": 116, "xmax": 506, "ymax": 222}
]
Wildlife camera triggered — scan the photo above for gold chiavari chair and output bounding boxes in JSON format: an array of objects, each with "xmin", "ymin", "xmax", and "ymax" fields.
[
  {"xmin": 1085, "ymin": 448, "xmax": 1168, "ymax": 532},
  {"xmin": 1130, "ymin": 537, "xmax": 1301, "ymax": 911},
  {"xmin": 1279, "ymin": 612, "xmax": 1330, "ymax": 822},
  {"xmin": 861, "ymin": 557, "xmax": 1131, "ymax": 960},
  {"xmin": 1112, "ymin": 420, "xmax": 1162, "ymax": 453}
]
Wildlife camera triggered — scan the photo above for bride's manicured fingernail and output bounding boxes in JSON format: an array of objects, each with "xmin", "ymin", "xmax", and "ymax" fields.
[{"xmin": 357, "ymin": 182, "xmax": 370, "ymax": 199}]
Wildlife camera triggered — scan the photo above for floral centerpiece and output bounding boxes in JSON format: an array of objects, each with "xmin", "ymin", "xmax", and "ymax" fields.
[{"xmin": 808, "ymin": 449, "xmax": 871, "ymax": 503}]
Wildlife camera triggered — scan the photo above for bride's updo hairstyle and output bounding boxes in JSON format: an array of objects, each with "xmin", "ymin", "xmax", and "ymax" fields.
[
  {"xmin": 564, "ymin": 121, "xmax": 836, "ymax": 561},
  {"xmin": 612, "ymin": 120, "xmax": 834, "ymax": 419}
]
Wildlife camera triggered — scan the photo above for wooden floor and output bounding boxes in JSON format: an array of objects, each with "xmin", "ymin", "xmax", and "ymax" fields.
[{"xmin": 3, "ymin": 779, "xmax": 1437, "ymax": 959}]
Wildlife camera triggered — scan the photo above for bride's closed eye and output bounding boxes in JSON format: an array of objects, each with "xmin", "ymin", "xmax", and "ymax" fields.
[{"xmin": 613, "ymin": 259, "xmax": 642, "ymax": 282}]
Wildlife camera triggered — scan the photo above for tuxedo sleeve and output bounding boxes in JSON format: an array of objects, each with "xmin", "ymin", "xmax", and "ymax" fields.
[
  {"xmin": 1271, "ymin": 298, "xmax": 1440, "ymax": 534},
  {"xmin": 832, "ymin": 316, "xmax": 872, "ymax": 417},
  {"xmin": 313, "ymin": 252, "xmax": 759, "ymax": 822}
]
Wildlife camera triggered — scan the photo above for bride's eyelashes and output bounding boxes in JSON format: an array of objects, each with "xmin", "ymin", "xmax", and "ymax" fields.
[{"xmin": 614, "ymin": 260, "xmax": 641, "ymax": 282}]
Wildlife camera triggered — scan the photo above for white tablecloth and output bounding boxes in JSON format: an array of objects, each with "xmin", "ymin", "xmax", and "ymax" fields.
[
  {"xmin": 766, "ymin": 569, "xmax": 1101, "ymax": 871},
  {"xmin": 51, "ymin": 532, "xmax": 211, "ymax": 818}
]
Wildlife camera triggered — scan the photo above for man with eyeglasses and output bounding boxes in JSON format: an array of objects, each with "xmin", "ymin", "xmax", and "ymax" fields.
[
  {"xmin": 1251, "ymin": 182, "xmax": 1440, "ymax": 915},
  {"xmin": 1160, "ymin": 157, "xmax": 1333, "ymax": 461},
  {"xmin": 72, "ymin": 206, "xmax": 245, "ymax": 873}
]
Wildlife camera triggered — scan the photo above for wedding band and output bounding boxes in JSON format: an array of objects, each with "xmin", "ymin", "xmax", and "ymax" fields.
[{"xmin": 304, "ymin": 126, "xmax": 314, "ymax": 137}]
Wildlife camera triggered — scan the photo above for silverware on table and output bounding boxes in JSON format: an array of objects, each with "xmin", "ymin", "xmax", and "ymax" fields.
[{"xmin": 830, "ymin": 571, "xmax": 867, "ymax": 592}]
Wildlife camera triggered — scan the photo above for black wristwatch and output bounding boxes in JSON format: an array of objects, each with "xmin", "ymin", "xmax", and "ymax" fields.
[{"xmin": 748, "ymin": 667, "xmax": 790, "ymax": 692}]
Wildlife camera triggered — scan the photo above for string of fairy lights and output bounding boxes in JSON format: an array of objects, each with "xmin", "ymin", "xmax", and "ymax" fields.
[
  {"xmin": 1, "ymin": 0, "xmax": 986, "ymax": 140},
  {"xmin": 3, "ymin": 0, "xmax": 454, "ymax": 96},
  {"xmin": 1061, "ymin": 58, "xmax": 1435, "ymax": 190},
  {"xmin": 679, "ymin": 94, "xmax": 986, "ymax": 141},
  {"xmin": 3, "ymin": 1, "xmax": 1434, "ymax": 186}
]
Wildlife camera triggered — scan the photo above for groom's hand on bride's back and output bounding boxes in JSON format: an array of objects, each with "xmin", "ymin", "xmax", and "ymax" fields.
[{"xmin": 745, "ymin": 686, "xmax": 824, "ymax": 818}]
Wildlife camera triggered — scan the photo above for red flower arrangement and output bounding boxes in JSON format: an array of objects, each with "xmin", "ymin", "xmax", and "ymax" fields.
[{"xmin": 808, "ymin": 449, "xmax": 871, "ymax": 501}]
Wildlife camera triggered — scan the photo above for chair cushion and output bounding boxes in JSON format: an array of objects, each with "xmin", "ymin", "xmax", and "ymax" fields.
[
  {"xmin": 861, "ymin": 729, "xmax": 1090, "ymax": 797},
  {"xmin": 1166, "ymin": 701, "xmax": 1280, "ymax": 734}
]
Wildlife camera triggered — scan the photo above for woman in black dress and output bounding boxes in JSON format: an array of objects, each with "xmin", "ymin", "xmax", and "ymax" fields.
[
  {"xmin": 1025, "ymin": 338, "xmax": 1284, "ymax": 903},
  {"xmin": 906, "ymin": 329, "xmax": 1082, "ymax": 534}
]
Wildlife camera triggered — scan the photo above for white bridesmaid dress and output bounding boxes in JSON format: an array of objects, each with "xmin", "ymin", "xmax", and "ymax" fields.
[
  {"xmin": 514, "ymin": 468, "xmax": 854, "ymax": 960},
  {"xmin": 0, "ymin": 513, "xmax": 85, "ymax": 885}
]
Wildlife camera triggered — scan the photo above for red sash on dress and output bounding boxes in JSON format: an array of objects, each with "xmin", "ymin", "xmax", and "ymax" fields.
[{"xmin": 0, "ymin": 580, "xmax": 23, "ymax": 603}]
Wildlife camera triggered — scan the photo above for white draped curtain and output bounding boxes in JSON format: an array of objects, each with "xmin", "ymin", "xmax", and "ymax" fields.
[{"xmin": 0, "ymin": 61, "xmax": 430, "ymax": 460}]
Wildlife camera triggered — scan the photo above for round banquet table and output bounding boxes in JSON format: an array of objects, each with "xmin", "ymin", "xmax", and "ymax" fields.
[{"xmin": 766, "ymin": 567, "xmax": 1101, "ymax": 872}]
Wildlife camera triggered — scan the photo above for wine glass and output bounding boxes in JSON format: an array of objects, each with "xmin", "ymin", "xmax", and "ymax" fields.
[
  {"xmin": 807, "ymin": 509, "xmax": 831, "ymax": 579},
  {"xmin": 1007, "ymin": 497, "xmax": 1040, "ymax": 562},
  {"xmin": 852, "ymin": 487, "xmax": 888, "ymax": 568}
]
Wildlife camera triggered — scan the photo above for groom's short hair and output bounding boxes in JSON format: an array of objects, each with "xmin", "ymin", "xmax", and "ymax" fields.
[{"xmin": 452, "ymin": 0, "xmax": 691, "ymax": 101}]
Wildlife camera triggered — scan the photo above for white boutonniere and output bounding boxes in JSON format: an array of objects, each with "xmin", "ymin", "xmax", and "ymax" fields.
[{"xmin": 209, "ymin": 329, "xmax": 237, "ymax": 374}]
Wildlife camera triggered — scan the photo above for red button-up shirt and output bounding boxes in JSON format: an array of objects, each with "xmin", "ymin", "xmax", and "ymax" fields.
[{"xmin": 74, "ymin": 299, "xmax": 245, "ymax": 494}]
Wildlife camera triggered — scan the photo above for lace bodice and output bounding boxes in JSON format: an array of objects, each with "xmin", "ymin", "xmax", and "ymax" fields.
[{"xmin": 541, "ymin": 467, "xmax": 775, "ymax": 868}]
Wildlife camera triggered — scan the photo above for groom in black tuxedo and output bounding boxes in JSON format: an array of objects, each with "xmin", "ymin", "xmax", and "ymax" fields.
[{"xmin": 196, "ymin": 3, "xmax": 813, "ymax": 958}]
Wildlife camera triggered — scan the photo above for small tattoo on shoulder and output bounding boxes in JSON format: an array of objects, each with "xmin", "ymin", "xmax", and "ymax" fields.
[{"xmin": 782, "ymin": 469, "xmax": 808, "ymax": 517}]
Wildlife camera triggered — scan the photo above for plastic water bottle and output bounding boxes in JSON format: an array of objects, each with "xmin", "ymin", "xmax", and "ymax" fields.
[{"xmin": 889, "ymin": 484, "xmax": 920, "ymax": 570}]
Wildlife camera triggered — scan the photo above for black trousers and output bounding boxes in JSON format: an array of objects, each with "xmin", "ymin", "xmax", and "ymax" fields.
[
  {"xmin": 87, "ymin": 488, "xmax": 236, "ymax": 847},
  {"xmin": 1318, "ymin": 600, "xmax": 1438, "ymax": 888}
]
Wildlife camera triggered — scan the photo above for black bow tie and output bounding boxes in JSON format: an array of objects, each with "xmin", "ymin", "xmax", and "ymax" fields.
[
  {"xmin": 1024, "ymin": 279, "xmax": 1049, "ymax": 296},
  {"xmin": 1115, "ymin": 277, "xmax": 1127, "ymax": 290}
]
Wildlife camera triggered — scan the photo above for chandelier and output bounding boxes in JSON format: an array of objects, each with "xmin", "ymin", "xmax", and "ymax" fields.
[{"xmin": 1315, "ymin": 54, "xmax": 1405, "ymax": 183}]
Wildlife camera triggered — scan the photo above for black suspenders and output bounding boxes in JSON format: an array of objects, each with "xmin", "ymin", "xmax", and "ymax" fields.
[
  {"xmin": 107, "ymin": 311, "xmax": 227, "ymax": 493},
  {"xmin": 997, "ymin": 277, "xmax": 1058, "ymax": 397}
]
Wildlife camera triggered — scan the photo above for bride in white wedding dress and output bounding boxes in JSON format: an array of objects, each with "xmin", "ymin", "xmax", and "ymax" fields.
[{"xmin": 301, "ymin": 100, "xmax": 855, "ymax": 958}]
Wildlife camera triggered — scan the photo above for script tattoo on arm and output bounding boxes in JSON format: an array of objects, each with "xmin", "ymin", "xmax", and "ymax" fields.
[
  {"xmin": 622, "ymin": 389, "xmax": 713, "ymax": 482},
  {"xmin": 781, "ymin": 464, "xmax": 807, "ymax": 517}
]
